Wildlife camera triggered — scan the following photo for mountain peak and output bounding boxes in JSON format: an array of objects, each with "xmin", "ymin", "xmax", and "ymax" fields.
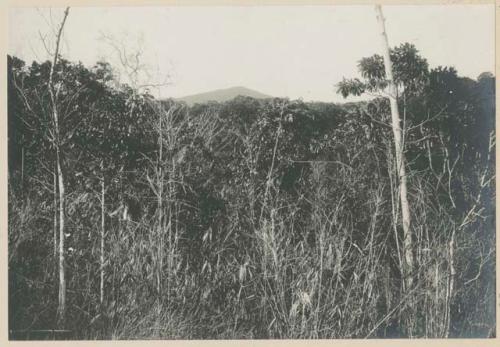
[{"xmin": 177, "ymin": 86, "xmax": 272, "ymax": 105}]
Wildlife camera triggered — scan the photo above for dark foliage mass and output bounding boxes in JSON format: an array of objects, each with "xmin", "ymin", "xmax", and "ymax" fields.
[{"xmin": 8, "ymin": 45, "xmax": 495, "ymax": 339}]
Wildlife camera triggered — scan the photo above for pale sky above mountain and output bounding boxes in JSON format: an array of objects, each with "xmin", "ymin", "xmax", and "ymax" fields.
[{"xmin": 9, "ymin": 5, "xmax": 494, "ymax": 102}]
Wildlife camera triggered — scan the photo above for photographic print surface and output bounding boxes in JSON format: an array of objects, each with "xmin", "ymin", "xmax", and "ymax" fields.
[{"xmin": 7, "ymin": 3, "xmax": 496, "ymax": 340}]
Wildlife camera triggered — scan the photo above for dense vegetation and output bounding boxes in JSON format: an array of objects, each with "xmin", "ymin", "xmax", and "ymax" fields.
[{"xmin": 8, "ymin": 43, "xmax": 495, "ymax": 339}]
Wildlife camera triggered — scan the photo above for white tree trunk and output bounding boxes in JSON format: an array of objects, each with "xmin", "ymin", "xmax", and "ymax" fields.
[
  {"xmin": 375, "ymin": 5, "xmax": 414, "ymax": 289},
  {"xmin": 21, "ymin": 142, "xmax": 25, "ymax": 191},
  {"xmin": 100, "ymin": 176, "xmax": 105, "ymax": 306},
  {"xmin": 158, "ymin": 109, "xmax": 163, "ymax": 295},
  {"xmin": 56, "ymin": 151, "xmax": 66, "ymax": 327},
  {"xmin": 48, "ymin": 7, "xmax": 70, "ymax": 328},
  {"xmin": 53, "ymin": 169, "xmax": 58, "ymax": 261}
]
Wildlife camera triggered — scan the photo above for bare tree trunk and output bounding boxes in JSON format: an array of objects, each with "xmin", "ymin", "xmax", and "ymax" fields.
[
  {"xmin": 53, "ymin": 169, "xmax": 58, "ymax": 261},
  {"xmin": 100, "ymin": 176, "xmax": 105, "ymax": 306},
  {"xmin": 157, "ymin": 108, "xmax": 163, "ymax": 296},
  {"xmin": 375, "ymin": 5, "xmax": 414, "ymax": 290},
  {"xmin": 56, "ymin": 154, "xmax": 66, "ymax": 327},
  {"xmin": 445, "ymin": 227, "xmax": 456, "ymax": 337},
  {"xmin": 21, "ymin": 140, "xmax": 25, "ymax": 191},
  {"xmin": 48, "ymin": 7, "xmax": 70, "ymax": 329},
  {"xmin": 53, "ymin": 166, "xmax": 59, "ymax": 305}
]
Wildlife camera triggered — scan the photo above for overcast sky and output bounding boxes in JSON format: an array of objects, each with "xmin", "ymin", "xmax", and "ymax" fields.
[{"xmin": 8, "ymin": 5, "xmax": 495, "ymax": 102}]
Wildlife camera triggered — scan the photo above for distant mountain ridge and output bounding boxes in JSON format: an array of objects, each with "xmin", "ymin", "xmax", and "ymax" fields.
[{"xmin": 177, "ymin": 86, "xmax": 272, "ymax": 105}]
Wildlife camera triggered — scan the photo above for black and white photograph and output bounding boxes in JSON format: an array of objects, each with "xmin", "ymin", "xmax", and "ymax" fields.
[{"xmin": 6, "ymin": 1, "xmax": 496, "ymax": 341}]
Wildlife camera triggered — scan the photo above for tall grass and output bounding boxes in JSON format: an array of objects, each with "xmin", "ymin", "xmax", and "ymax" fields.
[{"xmin": 8, "ymin": 100, "xmax": 495, "ymax": 339}]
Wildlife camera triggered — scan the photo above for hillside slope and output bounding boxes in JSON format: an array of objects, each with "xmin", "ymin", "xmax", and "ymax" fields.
[{"xmin": 177, "ymin": 86, "xmax": 272, "ymax": 105}]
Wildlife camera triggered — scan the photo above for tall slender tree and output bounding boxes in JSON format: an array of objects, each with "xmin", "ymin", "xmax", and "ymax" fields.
[
  {"xmin": 47, "ymin": 7, "xmax": 70, "ymax": 328},
  {"xmin": 374, "ymin": 5, "xmax": 414, "ymax": 290}
]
